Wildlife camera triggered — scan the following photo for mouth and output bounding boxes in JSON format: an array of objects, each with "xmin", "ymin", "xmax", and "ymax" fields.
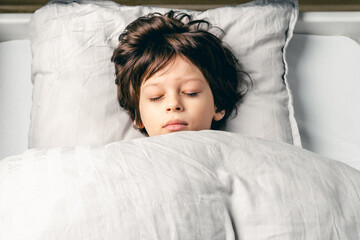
[{"xmin": 163, "ymin": 120, "xmax": 188, "ymax": 131}]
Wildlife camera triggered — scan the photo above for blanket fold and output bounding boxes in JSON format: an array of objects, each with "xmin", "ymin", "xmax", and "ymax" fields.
[{"xmin": 1, "ymin": 130, "xmax": 359, "ymax": 239}]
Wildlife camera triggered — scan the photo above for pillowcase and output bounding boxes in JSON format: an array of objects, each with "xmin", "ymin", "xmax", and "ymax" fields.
[{"xmin": 28, "ymin": 0, "xmax": 301, "ymax": 148}]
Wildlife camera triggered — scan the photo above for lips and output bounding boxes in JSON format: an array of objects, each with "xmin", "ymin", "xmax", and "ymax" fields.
[{"xmin": 163, "ymin": 120, "xmax": 188, "ymax": 131}]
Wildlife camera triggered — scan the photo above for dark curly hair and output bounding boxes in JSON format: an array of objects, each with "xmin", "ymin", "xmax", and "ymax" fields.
[{"xmin": 111, "ymin": 11, "xmax": 249, "ymax": 135}]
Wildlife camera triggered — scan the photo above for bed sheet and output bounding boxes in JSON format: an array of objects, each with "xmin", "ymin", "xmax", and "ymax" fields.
[
  {"xmin": 0, "ymin": 130, "xmax": 359, "ymax": 239},
  {"xmin": 0, "ymin": 40, "xmax": 32, "ymax": 159}
]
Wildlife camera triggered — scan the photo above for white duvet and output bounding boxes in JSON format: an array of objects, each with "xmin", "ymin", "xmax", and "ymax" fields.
[{"xmin": 0, "ymin": 131, "xmax": 359, "ymax": 239}]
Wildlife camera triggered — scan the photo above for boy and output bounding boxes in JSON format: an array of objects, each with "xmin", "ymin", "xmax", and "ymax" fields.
[{"xmin": 112, "ymin": 11, "xmax": 248, "ymax": 136}]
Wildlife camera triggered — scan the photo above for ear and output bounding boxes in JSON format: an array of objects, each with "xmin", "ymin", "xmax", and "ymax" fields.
[{"xmin": 213, "ymin": 109, "xmax": 225, "ymax": 121}]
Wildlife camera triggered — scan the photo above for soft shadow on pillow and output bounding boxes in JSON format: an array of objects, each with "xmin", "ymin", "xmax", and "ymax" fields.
[{"xmin": 28, "ymin": 0, "xmax": 300, "ymax": 148}]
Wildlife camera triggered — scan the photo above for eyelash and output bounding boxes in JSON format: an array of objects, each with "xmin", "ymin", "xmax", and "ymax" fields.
[
  {"xmin": 149, "ymin": 92, "xmax": 198, "ymax": 102},
  {"xmin": 149, "ymin": 96, "xmax": 162, "ymax": 102},
  {"xmin": 184, "ymin": 92, "xmax": 198, "ymax": 97}
]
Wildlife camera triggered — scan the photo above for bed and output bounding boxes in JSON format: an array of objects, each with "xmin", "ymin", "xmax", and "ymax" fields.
[{"xmin": 0, "ymin": 0, "xmax": 360, "ymax": 239}]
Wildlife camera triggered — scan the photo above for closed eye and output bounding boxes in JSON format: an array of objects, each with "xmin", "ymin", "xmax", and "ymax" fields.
[
  {"xmin": 149, "ymin": 96, "xmax": 162, "ymax": 102},
  {"xmin": 184, "ymin": 92, "xmax": 198, "ymax": 97}
]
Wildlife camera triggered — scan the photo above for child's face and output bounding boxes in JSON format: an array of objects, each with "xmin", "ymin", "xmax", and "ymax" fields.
[{"xmin": 138, "ymin": 55, "xmax": 225, "ymax": 137}]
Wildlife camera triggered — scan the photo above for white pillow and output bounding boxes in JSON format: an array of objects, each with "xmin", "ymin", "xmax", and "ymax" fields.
[{"xmin": 28, "ymin": 0, "xmax": 300, "ymax": 148}]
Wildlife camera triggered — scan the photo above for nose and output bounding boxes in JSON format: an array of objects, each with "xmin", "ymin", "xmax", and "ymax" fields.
[{"xmin": 166, "ymin": 95, "xmax": 184, "ymax": 112}]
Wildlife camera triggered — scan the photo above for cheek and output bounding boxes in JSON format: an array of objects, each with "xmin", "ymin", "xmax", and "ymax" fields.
[
  {"xmin": 192, "ymin": 94, "xmax": 216, "ymax": 120},
  {"xmin": 138, "ymin": 97, "xmax": 160, "ymax": 127},
  {"xmin": 138, "ymin": 96, "xmax": 149, "ymax": 122},
  {"xmin": 202, "ymin": 90, "xmax": 216, "ymax": 112},
  {"xmin": 139, "ymin": 97, "xmax": 150, "ymax": 119}
]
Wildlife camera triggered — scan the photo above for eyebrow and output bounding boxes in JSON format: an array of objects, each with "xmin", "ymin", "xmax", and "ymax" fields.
[{"xmin": 142, "ymin": 77, "xmax": 205, "ymax": 90}]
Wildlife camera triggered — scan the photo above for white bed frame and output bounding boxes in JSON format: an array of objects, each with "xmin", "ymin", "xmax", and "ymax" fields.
[{"xmin": 1, "ymin": 11, "xmax": 360, "ymax": 166}]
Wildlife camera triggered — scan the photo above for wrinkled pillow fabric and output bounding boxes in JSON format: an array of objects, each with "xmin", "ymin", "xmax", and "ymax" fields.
[
  {"xmin": 28, "ymin": 0, "xmax": 300, "ymax": 148},
  {"xmin": 1, "ymin": 131, "xmax": 359, "ymax": 239}
]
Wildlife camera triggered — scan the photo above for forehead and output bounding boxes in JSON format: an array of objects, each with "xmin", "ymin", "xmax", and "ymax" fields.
[{"xmin": 141, "ymin": 55, "xmax": 206, "ymax": 87}]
